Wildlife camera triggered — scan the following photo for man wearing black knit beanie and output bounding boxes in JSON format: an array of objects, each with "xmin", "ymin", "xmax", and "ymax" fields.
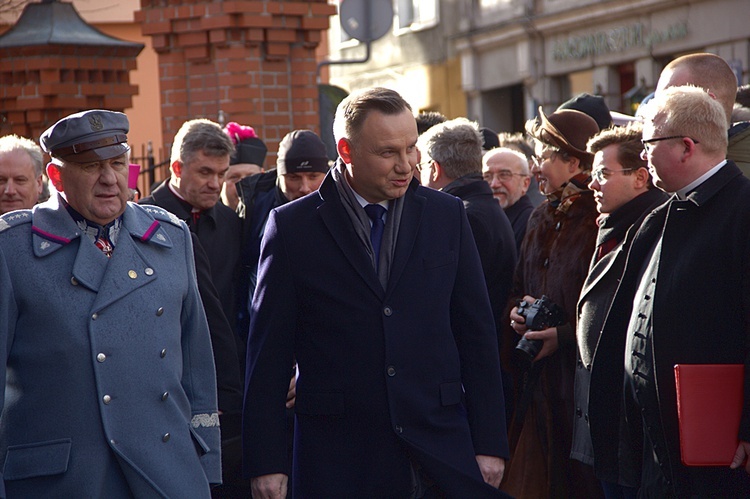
[{"xmin": 237, "ymin": 129, "xmax": 331, "ymax": 318}]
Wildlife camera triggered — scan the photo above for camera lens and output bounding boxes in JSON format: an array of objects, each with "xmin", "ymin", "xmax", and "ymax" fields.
[{"xmin": 515, "ymin": 337, "xmax": 543, "ymax": 366}]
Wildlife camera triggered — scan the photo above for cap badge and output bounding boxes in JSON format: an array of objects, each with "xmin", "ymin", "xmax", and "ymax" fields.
[{"xmin": 88, "ymin": 114, "xmax": 104, "ymax": 131}]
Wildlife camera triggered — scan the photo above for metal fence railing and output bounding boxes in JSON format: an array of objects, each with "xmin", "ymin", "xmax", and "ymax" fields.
[{"xmin": 130, "ymin": 142, "xmax": 170, "ymax": 196}]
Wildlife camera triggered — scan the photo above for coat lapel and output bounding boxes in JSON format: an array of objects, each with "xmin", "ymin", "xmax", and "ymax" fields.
[
  {"xmin": 149, "ymin": 183, "xmax": 190, "ymax": 219},
  {"xmin": 618, "ymin": 199, "xmax": 671, "ymax": 295},
  {"xmin": 31, "ymin": 200, "xmax": 173, "ymax": 301},
  {"xmin": 578, "ymin": 236, "xmax": 626, "ymax": 304},
  {"xmin": 386, "ymin": 183, "xmax": 425, "ymax": 295},
  {"xmin": 90, "ymin": 205, "xmax": 169, "ymax": 312},
  {"xmin": 70, "ymin": 237, "xmax": 109, "ymax": 292},
  {"xmin": 317, "ymin": 179, "xmax": 384, "ymax": 298},
  {"xmin": 90, "ymin": 233, "xmax": 156, "ymax": 312},
  {"xmin": 29, "ymin": 197, "xmax": 107, "ymax": 290}
]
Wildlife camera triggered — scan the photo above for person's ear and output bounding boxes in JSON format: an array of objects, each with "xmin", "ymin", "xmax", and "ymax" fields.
[
  {"xmin": 338, "ymin": 138, "xmax": 353, "ymax": 164},
  {"xmin": 171, "ymin": 160, "xmax": 183, "ymax": 178},
  {"xmin": 46, "ymin": 163, "xmax": 63, "ymax": 192},
  {"xmin": 431, "ymin": 160, "xmax": 443, "ymax": 182},
  {"xmin": 633, "ymin": 167, "xmax": 651, "ymax": 189},
  {"xmin": 567, "ymin": 156, "xmax": 581, "ymax": 174},
  {"xmin": 680, "ymin": 137, "xmax": 699, "ymax": 162}
]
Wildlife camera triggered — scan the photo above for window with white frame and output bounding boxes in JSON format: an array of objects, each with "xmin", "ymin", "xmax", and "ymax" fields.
[{"xmin": 396, "ymin": 0, "xmax": 438, "ymax": 33}]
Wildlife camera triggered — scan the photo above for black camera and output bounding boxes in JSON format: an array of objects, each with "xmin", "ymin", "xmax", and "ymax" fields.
[{"xmin": 514, "ymin": 295, "xmax": 565, "ymax": 365}]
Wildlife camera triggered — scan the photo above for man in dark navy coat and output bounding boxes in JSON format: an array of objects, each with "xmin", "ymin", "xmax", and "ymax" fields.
[
  {"xmin": 139, "ymin": 119, "xmax": 242, "ymax": 341},
  {"xmin": 243, "ymin": 88, "xmax": 510, "ymax": 498}
]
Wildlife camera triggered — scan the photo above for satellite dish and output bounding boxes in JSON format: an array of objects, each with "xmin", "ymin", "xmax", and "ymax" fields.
[{"xmin": 339, "ymin": 0, "xmax": 393, "ymax": 43}]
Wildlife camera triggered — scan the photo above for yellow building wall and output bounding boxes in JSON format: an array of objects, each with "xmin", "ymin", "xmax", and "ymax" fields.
[{"xmin": 426, "ymin": 57, "xmax": 466, "ymax": 119}]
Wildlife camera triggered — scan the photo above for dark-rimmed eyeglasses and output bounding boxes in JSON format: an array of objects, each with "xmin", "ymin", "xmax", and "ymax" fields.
[
  {"xmin": 482, "ymin": 170, "xmax": 529, "ymax": 182},
  {"xmin": 591, "ymin": 168, "xmax": 635, "ymax": 184},
  {"xmin": 641, "ymin": 135, "xmax": 699, "ymax": 154}
]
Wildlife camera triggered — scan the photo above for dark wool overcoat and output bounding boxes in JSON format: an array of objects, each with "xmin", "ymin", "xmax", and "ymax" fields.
[
  {"xmin": 243, "ymin": 174, "xmax": 510, "ymax": 498},
  {"xmin": 591, "ymin": 162, "xmax": 750, "ymax": 497}
]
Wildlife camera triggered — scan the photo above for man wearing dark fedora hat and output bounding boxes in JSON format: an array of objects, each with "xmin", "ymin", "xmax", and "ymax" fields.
[
  {"xmin": 558, "ymin": 92, "xmax": 613, "ymax": 132},
  {"xmin": 503, "ymin": 107, "xmax": 603, "ymax": 497},
  {"xmin": 0, "ymin": 109, "xmax": 221, "ymax": 497}
]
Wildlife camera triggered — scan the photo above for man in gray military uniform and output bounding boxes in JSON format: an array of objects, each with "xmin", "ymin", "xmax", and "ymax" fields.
[{"xmin": 0, "ymin": 110, "xmax": 221, "ymax": 497}]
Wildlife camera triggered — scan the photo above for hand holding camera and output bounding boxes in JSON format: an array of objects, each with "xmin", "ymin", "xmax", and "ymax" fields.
[{"xmin": 512, "ymin": 295, "xmax": 566, "ymax": 366}]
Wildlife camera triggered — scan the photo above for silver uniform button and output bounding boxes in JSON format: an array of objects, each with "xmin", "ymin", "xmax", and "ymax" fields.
[
  {"xmin": 161, "ymin": 391, "xmax": 169, "ymax": 401},
  {"xmin": 96, "ymin": 353, "xmax": 106, "ymax": 363},
  {"xmin": 145, "ymin": 267, "xmax": 154, "ymax": 276},
  {"xmin": 162, "ymin": 433, "xmax": 170, "ymax": 442},
  {"xmin": 160, "ymin": 348, "xmax": 167, "ymax": 358},
  {"xmin": 70, "ymin": 276, "xmax": 79, "ymax": 286},
  {"xmin": 103, "ymin": 395, "xmax": 112, "ymax": 404},
  {"xmin": 156, "ymin": 307, "xmax": 164, "ymax": 316},
  {"xmin": 92, "ymin": 313, "xmax": 98, "ymax": 320}
]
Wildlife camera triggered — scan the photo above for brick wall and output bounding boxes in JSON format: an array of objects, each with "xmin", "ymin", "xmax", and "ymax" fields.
[
  {"xmin": 137, "ymin": 0, "xmax": 336, "ymax": 165},
  {"xmin": 0, "ymin": 45, "xmax": 141, "ymax": 141}
]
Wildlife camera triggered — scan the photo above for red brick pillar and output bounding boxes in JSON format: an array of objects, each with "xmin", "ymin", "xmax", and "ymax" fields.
[
  {"xmin": 0, "ymin": 50, "xmax": 141, "ymax": 141},
  {"xmin": 136, "ymin": 0, "xmax": 336, "ymax": 163},
  {"xmin": 0, "ymin": 1, "xmax": 143, "ymax": 141}
]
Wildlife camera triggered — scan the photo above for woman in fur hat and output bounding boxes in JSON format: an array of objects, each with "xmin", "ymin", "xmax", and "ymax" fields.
[{"xmin": 502, "ymin": 108, "xmax": 603, "ymax": 498}]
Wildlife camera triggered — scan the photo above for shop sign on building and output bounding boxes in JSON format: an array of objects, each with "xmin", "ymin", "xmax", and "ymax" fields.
[{"xmin": 552, "ymin": 22, "xmax": 688, "ymax": 62}]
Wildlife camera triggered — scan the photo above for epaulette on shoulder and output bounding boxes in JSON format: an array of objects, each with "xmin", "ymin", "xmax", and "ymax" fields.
[
  {"xmin": 0, "ymin": 210, "xmax": 32, "ymax": 233},
  {"xmin": 138, "ymin": 204, "xmax": 184, "ymax": 228}
]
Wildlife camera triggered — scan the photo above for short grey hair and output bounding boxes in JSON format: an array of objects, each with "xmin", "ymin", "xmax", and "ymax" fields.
[
  {"xmin": 0, "ymin": 134, "xmax": 44, "ymax": 177},
  {"xmin": 417, "ymin": 117, "xmax": 483, "ymax": 179},
  {"xmin": 170, "ymin": 119, "xmax": 235, "ymax": 166}
]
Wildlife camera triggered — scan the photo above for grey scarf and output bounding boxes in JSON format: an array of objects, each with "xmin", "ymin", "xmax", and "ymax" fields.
[{"xmin": 332, "ymin": 162, "xmax": 403, "ymax": 289}]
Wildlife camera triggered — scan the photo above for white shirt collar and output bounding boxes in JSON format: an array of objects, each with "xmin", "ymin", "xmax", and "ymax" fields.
[
  {"xmin": 344, "ymin": 173, "xmax": 389, "ymax": 211},
  {"xmin": 676, "ymin": 159, "xmax": 727, "ymax": 199}
]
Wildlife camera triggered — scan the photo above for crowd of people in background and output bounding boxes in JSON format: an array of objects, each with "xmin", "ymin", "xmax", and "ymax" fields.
[{"xmin": 0, "ymin": 51, "xmax": 749, "ymax": 498}]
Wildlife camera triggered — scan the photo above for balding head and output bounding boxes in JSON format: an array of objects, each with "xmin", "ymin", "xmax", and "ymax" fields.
[
  {"xmin": 482, "ymin": 147, "xmax": 530, "ymax": 208},
  {"xmin": 656, "ymin": 53, "xmax": 737, "ymax": 127}
]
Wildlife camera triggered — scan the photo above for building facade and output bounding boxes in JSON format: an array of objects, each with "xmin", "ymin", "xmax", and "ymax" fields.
[
  {"xmin": 1, "ymin": 0, "xmax": 335, "ymax": 194},
  {"xmin": 0, "ymin": 0, "xmax": 164, "ymax": 162},
  {"xmin": 329, "ymin": 0, "xmax": 748, "ymax": 130}
]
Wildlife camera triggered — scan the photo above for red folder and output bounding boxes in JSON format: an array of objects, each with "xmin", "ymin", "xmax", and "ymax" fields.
[{"xmin": 674, "ymin": 364, "xmax": 744, "ymax": 466}]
